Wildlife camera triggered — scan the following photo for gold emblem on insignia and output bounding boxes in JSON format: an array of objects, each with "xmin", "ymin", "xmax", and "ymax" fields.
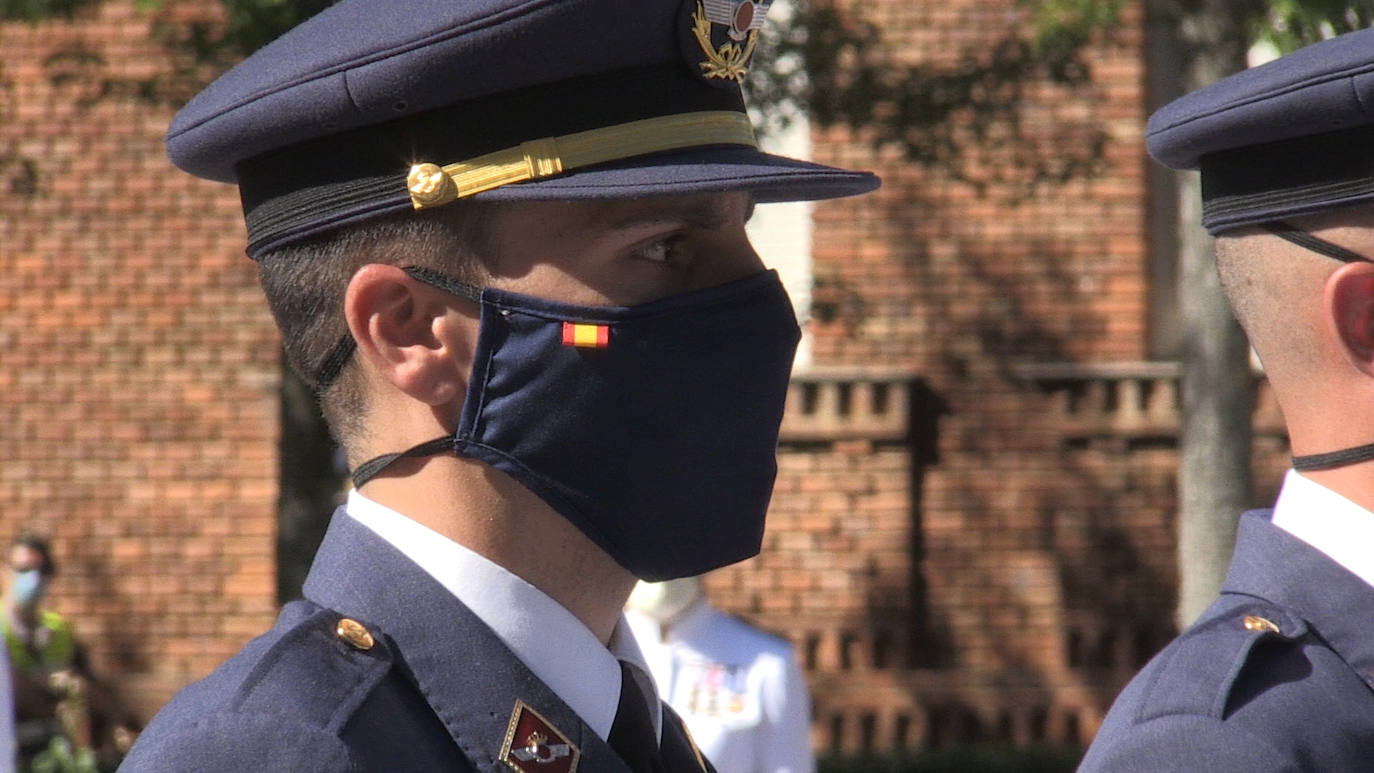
[
  {"xmin": 690, "ymin": 0, "xmax": 773, "ymax": 83},
  {"xmin": 500, "ymin": 701, "xmax": 580, "ymax": 773},
  {"xmin": 512, "ymin": 732, "xmax": 571, "ymax": 765},
  {"xmin": 1243, "ymin": 615, "xmax": 1280, "ymax": 633}
]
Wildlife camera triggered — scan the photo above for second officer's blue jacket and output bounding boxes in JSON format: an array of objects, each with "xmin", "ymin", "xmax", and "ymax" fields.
[
  {"xmin": 119, "ymin": 511, "xmax": 710, "ymax": 772},
  {"xmin": 1078, "ymin": 511, "xmax": 1374, "ymax": 771}
]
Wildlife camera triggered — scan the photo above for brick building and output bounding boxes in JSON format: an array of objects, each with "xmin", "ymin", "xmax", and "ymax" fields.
[{"xmin": 0, "ymin": 0, "xmax": 1290, "ymax": 755}]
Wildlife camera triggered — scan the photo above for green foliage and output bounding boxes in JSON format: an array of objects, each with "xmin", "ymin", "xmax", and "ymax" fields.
[
  {"xmin": 746, "ymin": 0, "xmax": 1371, "ymax": 194},
  {"xmin": 746, "ymin": 3, "xmax": 1114, "ymax": 197},
  {"xmin": 0, "ymin": 0, "xmax": 97, "ymax": 21},
  {"xmin": 210, "ymin": 0, "xmax": 338, "ymax": 57},
  {"xmin": 25, "ymin": 737, "xmax": 98, "ymax": 773},
  {"xmin": 818, "ymin": 746, "xmax": 1082, "ymax": 773},
  {"xmin": 1024, "ymin": 0, "xmax": 1128, "ymax": 73},
  {"xmin": 130, "ymin": 0, "xmax": 336, "ymax": 57},
  {"xmin": 1253, "ymin": 0, "xmax": 1374, "ymax": 52}
]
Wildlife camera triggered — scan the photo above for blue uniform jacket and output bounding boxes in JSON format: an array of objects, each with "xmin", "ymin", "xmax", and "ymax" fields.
[
  {"xmin": 1078, "ymin": 510, "xmax": 1374, "ymax": 771},
  {"xmin": 119, "ymin": 510, "xmax": 709, "ymax": 772}
]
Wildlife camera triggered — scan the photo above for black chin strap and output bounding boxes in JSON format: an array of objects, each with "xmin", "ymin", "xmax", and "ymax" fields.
[
  {"xmin": 1263, "ymin": 221, "xmax": 1373, "ymax": 264},
  {"xmin": 1292, "ymin": 443, "xmax": 1374, "ymax": 472},
  {"xmin": 1264, "ymin": 222, "xmax": 1374, "ymax": 472},
  {"xmin": 351, "ymin": 436, "xmax": 454, "ymax": 488}
]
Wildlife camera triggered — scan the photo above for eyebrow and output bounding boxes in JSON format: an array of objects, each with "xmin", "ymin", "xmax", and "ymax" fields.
[{"xmin": 596, "ymin": 195, "xmax": 755, "ymax": 232}]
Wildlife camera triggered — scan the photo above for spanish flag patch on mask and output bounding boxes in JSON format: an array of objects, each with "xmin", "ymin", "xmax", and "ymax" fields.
[{"xmin": 562, "ymin": 322, "xmax": 610, "ymax": 348}]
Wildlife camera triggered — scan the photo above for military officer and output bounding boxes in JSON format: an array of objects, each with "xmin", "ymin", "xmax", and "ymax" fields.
[
  {"xmin": 116, "ymin": 1, "xmax": 878, "ymax": 771},
  {"xmin": 1079, "ymin": 27, "xmax": 1374, "ymax": 772},
  {"xmin": 625, "ymin": 577, "xmax": 815, "ymax": 773}
]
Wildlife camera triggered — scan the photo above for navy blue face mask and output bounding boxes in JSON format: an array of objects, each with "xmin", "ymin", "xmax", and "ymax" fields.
[{"xmin": 351, "ymin": 267, "xmax": 802, "ymax": 581}]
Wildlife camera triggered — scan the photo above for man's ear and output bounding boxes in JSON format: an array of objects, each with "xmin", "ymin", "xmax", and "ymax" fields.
[
  {"xmin": 1325, "ymin": 261, "xmax": 1374, "ymax": 376},
  {"xmin": 344, "ymin": 264, "xmax": 471, "ymax": 406}
]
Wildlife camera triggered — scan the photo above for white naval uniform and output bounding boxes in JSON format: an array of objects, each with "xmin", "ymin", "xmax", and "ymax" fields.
[{"xmin": 626, "ymin": 600, "xmax": 814, "ymax": 773}]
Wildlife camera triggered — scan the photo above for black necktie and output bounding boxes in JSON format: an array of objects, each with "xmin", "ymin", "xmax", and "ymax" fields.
[{"xmin": 608, "ymin": 662, "xmax": 667, "ymax": 773}]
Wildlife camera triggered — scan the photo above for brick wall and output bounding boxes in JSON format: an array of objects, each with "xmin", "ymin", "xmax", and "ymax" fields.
[
  {"xmin": 0, "ymin": 2, "xmax": 278, "ymax": 716},
  {"xmin": 1, "ymin": 0, "xmax": 1295, "ymax": 755},
  {"xmin": 702, "ymin": 0, "xmax": 1294, "ymax": 752},
  {"xmin": 717, "ymin": 369, "xmax": 1290, "ymax": 751}
]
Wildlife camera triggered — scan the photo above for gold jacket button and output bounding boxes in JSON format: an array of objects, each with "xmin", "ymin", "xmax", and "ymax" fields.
[
  {"xmin": 1243, "ymin": 615, "xmax": 1280, "ymax": 633},
  {"xmin": 336, "ymin": 618, "xmax": 375, "ymax": 651}
]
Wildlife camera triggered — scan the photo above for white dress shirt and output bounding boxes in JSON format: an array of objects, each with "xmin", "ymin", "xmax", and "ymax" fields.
[
  {"xmin": 1272, "ymin": 468, "xmax": 1374, "ymax": 589},
  {"xmin": 345, "ymin": 489, "xmax": 660, "ymax": 741}
]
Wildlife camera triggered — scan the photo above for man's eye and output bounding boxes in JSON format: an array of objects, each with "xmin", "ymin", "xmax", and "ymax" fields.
[{"xmin": 636, "ymin": 238, "xmax": 681, "ymax": 265}]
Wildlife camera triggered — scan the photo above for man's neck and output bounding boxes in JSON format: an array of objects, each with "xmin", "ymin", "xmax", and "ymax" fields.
[
  {"xmin": 1300, "ymin": 465, "xmax": 1374, "ymax": 514},
  {"xmin": 358, "ymin": 454, "xmax": 636, "ymax": 644}
]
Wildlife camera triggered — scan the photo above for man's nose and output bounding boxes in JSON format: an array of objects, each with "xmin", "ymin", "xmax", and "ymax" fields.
[{"xmin": 688, "ymin": 238, "xmax": 766, "ymax": 291}]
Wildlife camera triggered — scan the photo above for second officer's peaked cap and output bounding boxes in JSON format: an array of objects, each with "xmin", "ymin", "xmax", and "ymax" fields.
[
  {"xmin": 167, "ymin": 0, "xmax": 881, "ymax": 257},
  {"xmin": 1147, "ymin": 27, "xmax": 1374, "ymax": 234}
]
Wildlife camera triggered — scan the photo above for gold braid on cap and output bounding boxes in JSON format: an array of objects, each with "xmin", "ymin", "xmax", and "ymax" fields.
[{"xmin": 405, "ymin": 111, "xmax": 757, "ymax": 209}]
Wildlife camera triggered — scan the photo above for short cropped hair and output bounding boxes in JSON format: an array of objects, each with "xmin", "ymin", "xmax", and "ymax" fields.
[
  {"xmin": 255, "ymin": 202, "xmax": 502, "ymax": 451},
  {"xmin": 1214, "ymin": 230, "xmax": 1325, "ymax": 379}
]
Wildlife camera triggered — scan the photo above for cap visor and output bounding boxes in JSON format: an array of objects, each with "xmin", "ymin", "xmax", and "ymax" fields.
[{"xmin": 468, "ymin": 146, "xmax": 880, "ymax": 203}]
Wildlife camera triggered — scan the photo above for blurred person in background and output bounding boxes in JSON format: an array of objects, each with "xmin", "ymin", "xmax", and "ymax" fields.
[
  {"xmin": 626, "ymin": 577, "xmax": 814, "ymax": 773},
  {"xmin": 5, "ymin": 536, "xmax": 136, "ymax": 770},
  {"xmin": 0, "ymin": 580, "xmax": 13, "ymax": 773}
]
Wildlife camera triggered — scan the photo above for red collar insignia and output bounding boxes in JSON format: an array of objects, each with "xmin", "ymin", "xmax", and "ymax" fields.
[{"xmin": 500, "ymin": 701, "xmax": 581, "ymax": 773}]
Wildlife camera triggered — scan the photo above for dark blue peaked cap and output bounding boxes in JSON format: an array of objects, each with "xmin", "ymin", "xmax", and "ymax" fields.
[
  {"xmin": 1148, "ymin": 27, "xmax": 1374, "ymax": 234},
  {"xmin": 167, "ymin": 0, "xmax": 880, "ymax": 257}
]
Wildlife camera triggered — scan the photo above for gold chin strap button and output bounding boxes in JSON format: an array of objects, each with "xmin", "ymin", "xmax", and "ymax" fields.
[
  {"xmin": 1243, "ymin": 615, "xmax": 1280, "ymax": 634},
  {"xmin": 407, "ymin": 162, "xmax": 457, "ymax": 208},
  {"xmin": 336, "ymin": 618, "xmax": 376, "ymax": 651}
]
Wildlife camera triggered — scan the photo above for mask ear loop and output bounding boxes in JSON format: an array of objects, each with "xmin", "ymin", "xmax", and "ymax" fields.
[
  {"xmin": 1263, "ymin": 221, "xmax": 1372, "ymax": 264},
  {"xmin": 314, "ymin": 336, "xmax": 357, "ymax": 392},
  {"xmin": 312, "ymin": 266, "xmax": 486, "ymax": 391},
  {"xmin": 398, "ymin": 265, "xmax": 484, "ymax": 301},
  {"xmin": 1261, "ymin": 222, "xmax": 1374, "ymax": 471},
  {"xmin": 309, "ymin": 266, "xmax": 487, "ymax": 486},
  {"xmin": 351, "ymin": 436, "xmax": 455, "ymax": 488},
  {"xmin": 1292, "ymin": 444, "xmax": 1374, "ymax": 472}
]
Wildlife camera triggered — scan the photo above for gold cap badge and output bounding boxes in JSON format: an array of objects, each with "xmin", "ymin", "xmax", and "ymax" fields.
[{"xmin": 685, "ymin": 0, "xmax": 774, "ymax": 84}]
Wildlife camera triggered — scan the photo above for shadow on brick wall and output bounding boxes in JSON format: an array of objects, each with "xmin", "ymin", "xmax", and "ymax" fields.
[{"xmin": 778, "ymin": 167, "xmax": 1276, "ymax": 753}]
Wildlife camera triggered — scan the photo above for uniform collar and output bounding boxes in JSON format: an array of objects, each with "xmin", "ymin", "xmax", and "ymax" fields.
[
  {"xmin": 305, "ymin": 508, "xmax": 648, "ymax": 773},
  {"xmin": 344, "ymin": 489, "xmax": 660, "ymax": 740},
  {"xmin": 1271, "ymin": 468, "xmax": 1374, "ymax": 590},
  {"xmin": 1223, "ymin": 510, "xmax": 1374, "ymax": 689}
]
